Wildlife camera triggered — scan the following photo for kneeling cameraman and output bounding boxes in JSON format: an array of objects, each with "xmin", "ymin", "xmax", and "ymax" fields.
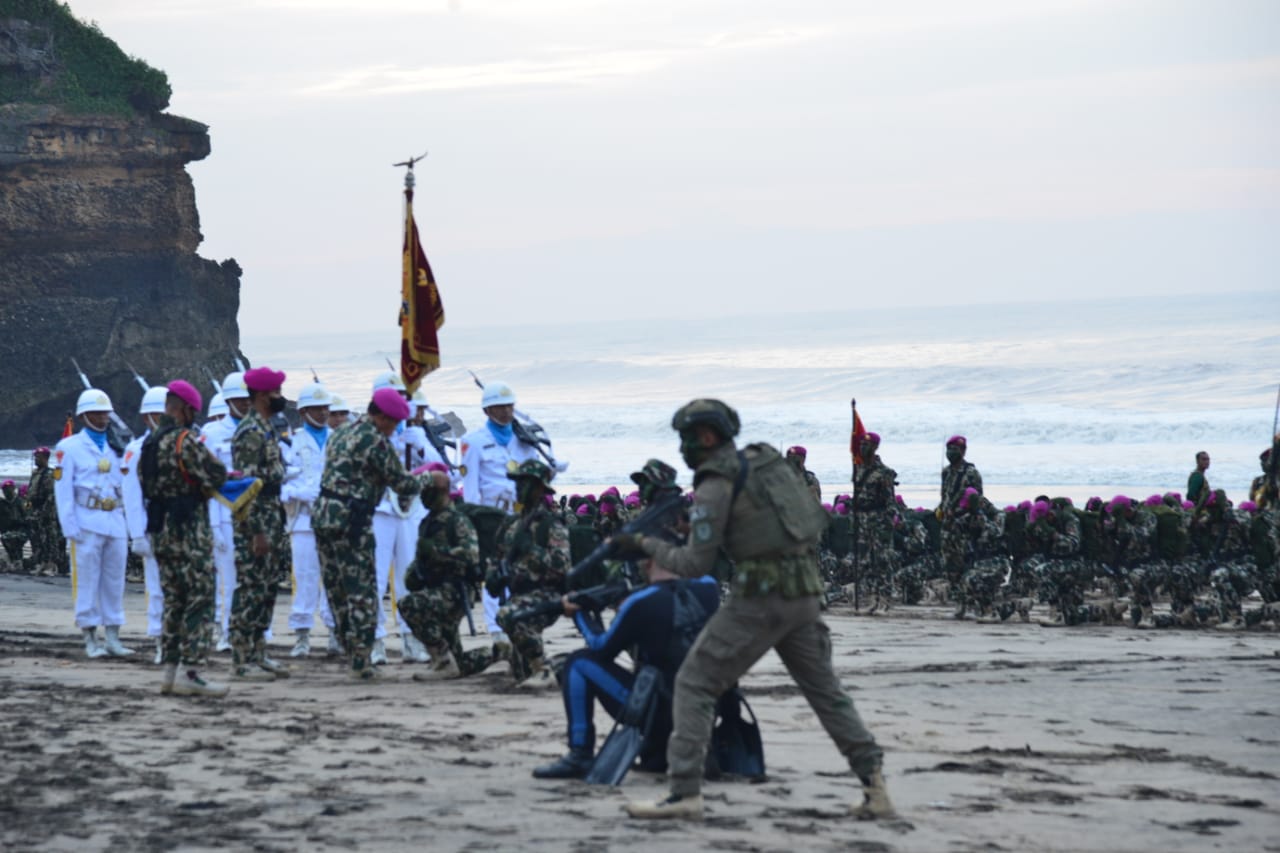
[{"xmin": 533, "ymin": 555, "xmax": 719, "ymax": 779}]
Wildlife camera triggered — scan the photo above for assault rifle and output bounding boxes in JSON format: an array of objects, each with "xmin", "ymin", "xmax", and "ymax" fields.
[
  {"xmin": 502, "ymin": 564, "xmax": 642, "ymax": 625},
  {"xmin": 566, "ymin": 489, "xmax": 686, "ymax": 588}
]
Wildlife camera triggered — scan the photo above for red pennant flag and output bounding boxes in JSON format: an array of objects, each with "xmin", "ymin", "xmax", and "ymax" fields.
[
  {"xmin": 399, "ymin": 185, "xmax": 444, "ymax": 394},
  {"xmin": 61, "ymin": 414, "xmax": 73, "ymax": 439},
  {"xmin": 850, "ymin": 403, "xmax": 867, "ymax": 466}
]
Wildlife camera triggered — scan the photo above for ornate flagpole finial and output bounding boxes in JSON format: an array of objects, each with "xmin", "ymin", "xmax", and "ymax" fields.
[{"xmin": 393, "ymin": 149, "xmax": 429, "ymax": 189}]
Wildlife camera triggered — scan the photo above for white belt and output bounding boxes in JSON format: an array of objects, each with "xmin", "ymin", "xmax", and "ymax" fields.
[{"xmin": 78, "ymin": 495, "xmax": 122, "ymax": 511}]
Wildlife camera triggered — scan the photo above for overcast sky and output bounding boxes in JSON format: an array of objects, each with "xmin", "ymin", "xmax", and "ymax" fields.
[{"xmin": 66, "ymin": 0, "xmax": 1279, "ymax": 338}]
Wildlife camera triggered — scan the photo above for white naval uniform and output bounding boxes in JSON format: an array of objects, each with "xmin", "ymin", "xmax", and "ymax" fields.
[
  {"xmin": 372, "ymin": 423, "xmax": 446, "ymax": 641},
  {"xmin": 53, "ymin": 430, "xmax": 129, "ymax": 630},
  {"xmin": 121, "ymin": 432, "xmax": 163, "ymax": 638},
  {"xmin": 198, "ymin": 416, "xmax": 238, "ymax": 639},
  {"xmin": 458, "ymin": 423, "xmax": 540, "ymax": 635},
  {"xmin": 282, "ymin": 425, "xmax": 335, "ymax": 633}
]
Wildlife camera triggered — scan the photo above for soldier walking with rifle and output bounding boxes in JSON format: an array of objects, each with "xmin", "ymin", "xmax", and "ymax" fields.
[{"xmin": 624, "ymin": 399, "xmax": 894, "ymax": 822}]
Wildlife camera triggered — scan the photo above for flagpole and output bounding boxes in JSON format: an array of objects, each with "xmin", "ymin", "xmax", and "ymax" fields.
[{"xmin": 849, "ymin": 397, "xmax": 861, "ymax": 612}]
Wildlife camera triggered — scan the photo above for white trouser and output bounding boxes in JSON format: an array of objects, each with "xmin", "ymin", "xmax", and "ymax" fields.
[
  {"xmin": 481, "ymin": 587, "xmax": 508, "ymax": 637},
  {"xmin": 213, "ymin": 520, "xmax": 236, "ymax": 636},
  {"xmin": 70, "ymin": 531, "xmax": 128, "ymax": 629},
  {"xmin": 143, "ymin": 554, "xmax": 163, "ymax": 637},
  {"xmin": 288, "ymin": 529, "xmax": 334, "ymax": 631},
  {"xmin": 373, "ymin": 513, "xmax": 415, "ymax": 640}
]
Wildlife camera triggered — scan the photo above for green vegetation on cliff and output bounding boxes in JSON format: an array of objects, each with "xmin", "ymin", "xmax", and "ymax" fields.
[{"xmin": 0, "ymin": 0, "xmax": 170, "ymax": 115}]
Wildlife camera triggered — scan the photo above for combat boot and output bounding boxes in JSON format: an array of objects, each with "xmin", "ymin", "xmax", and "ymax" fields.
[
  {"xmin": 851, "ymin": 768, "xmax": 896, "ymax": 820},
  {"xmin": 153, "ymin": 637, "xmax": 163, "ymax": 665},
  {"xmin": 413, "ymin": 648, "xmax": 461, "ymax": 681},
  {"xmin": 103, "ymin": 626, "xmax": 135, "ymax": 657},
  {"xmin": 83, "ymin": 628, "xmax": 107, "ymax": 659},
  {"xmin": 233, "ymin": 664, "xmax": 276, "ymax": 682},
  {"xmin": 518, "ymin": 659, "xmax": 557, "ymax": 691},
  {"xmin": 625, "ymin": 793, "xmax": 704, "ymax": 820},
  {"xmin": 350, "ymin": 665, "xmax": 383, "ymax": 682},
  {"xmin": 171, "ymin": 670, "xmax": 230, "ymax": 698},
  {"xmin": 160, "ymin": 663, "xmax": 178, "ymax": 695},
  {"xmin": 290, "ymin": 629, "xmax": 311, "ymax": 658},
  {"xmin": 1137, "ymin": 605, "xmax": 1156, "ymax": 629},
  {"xmin": 259, "ymin": 656, "xmax": 291, "ymax": 678},
  {"xmin": 532, "ymin": 747, "xmax": 594, "ymax": 779}
]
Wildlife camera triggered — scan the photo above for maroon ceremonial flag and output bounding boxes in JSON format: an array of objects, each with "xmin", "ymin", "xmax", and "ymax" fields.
[{"xmin": 399, "ymin": 186, "xmax": 444, "ymax": 393}]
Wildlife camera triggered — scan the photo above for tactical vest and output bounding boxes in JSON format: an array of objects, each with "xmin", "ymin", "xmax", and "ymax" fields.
[
  {"xmin": 1150, "ymin": 506, "xmax": 1189, "ymax": 560},
  {"xmin": 697, "ymin": 443, "xmax": 827, "ymax": 561},
  {"xmin": 1074, "ymin": 509, "xmax": 1105, "ymax": 561}
]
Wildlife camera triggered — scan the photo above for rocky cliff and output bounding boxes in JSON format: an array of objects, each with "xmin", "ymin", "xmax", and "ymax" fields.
[{"xmin": 0, "ymin": 4, "xmax": 243, "ymax": 447}]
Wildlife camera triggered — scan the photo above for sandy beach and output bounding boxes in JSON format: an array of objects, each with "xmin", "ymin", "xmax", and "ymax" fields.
[{"xmin": 2, "ymin": 572, "xmax": 1277, "ymax": 853}]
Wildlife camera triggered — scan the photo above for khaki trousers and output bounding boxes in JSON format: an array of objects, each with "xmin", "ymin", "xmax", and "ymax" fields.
[{"xmin": 668, "ymin": 593, "xmax": 882, "ymax": 795}]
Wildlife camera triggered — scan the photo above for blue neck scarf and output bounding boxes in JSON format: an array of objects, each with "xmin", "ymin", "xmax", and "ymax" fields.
[
  {"xmin": 487, "ymin": 419, "xmax": 513, "ymax": 447},
  {"xmin": 304, "ymin": 421, "xmax": 328, "ymax": 450},
  {"xmin": 84, "ymin": 426, "xmax": 107, "ymax": 451}
]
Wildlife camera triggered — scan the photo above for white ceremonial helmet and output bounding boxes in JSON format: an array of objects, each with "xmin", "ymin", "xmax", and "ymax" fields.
[
  {"xmin": 481, "ymin": 381, "xmax": 516, "ymax": 409},
  {"xmin": 371, "ymin": 370, "xmax": 405, "ymax": 394},
  {"xmin": 221, "ymin": 371, "xmax": 249, "ymax": 400},
  {"xmin": 328, "ymin": 393, "xmax": 350, "ymax": 414},
  {"xmin": 76, "ymin": 388, "xmax": 114, "ymax": 415},
  {"xmin": 296, "ymin": 382, "xmax": 331, "ymax": 410},
  {"xmin": 207, "ymin": 392, "xmax": 228, "ymax": 419},
  {"xmin": 139, "ymin": 386, "xmax": 168, "ymax": 415}
]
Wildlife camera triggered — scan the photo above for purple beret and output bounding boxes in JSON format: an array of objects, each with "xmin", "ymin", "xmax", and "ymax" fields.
[
  {"xmin": 372, "ymin": 387, "xmax": 410, "ymax": 421},
  {"xmin": 822, "ymin": 502, "xmax": 833, "ymax": 513},
  {"xmin": 1182, "ymin": 500, "xmax": 1195, "ymax": 510},
  {"xmin": 1017, "ymin": 500, "xmax": 1032, "ymax": 512},
  {"xmin": 449, "ymin": 489, "xmax": 464, "ymax": 502},
  {"xmin": 576, "ymin": 504, "xmax": 593, "ymax": 516},
  {"xmin": 834, "ymin": 502, "xmax": 849, "ymax": 516},
  {"xmin": 960, "ymin": 486, "xmax": 980, "ymax": 510},
  {"xmin": 34, "ymin": 446, "xmax": 51, "ymax": 456},
  {"xmin": 1, "ymin": 480, "xmax": 13, "ymax": 488},
  {"xmin": 1004, "ymin": 505, "xmax": 1017, "ymax": 513},
  {"xmin": 410, "ymin": 462, "xmax": 450, "ymax": 476},
  {"xmin": 864, "ymin": 432, "xmax": 881, "ymax": 447},
  {"xmin": 167, "ymin": 379, "xmax": 203, "ymax": 412},
  {"xmin": 1144, "ymin": 494, "xmax": 1163, "ymax": 506},
  {"xmin": 1029, "ymin": 500, "xmax": 1052, "ymax": 523},
  {"xmin": 1239, "ymin": 501, "xmax": 1257, "ymax": 512},
  {"xmin": 946, "ymin": 435, "xmax": 966, "ymax": 448},
  {"xmin": 1108, "ymin": 495, "xmax": 1131, "ymax": 514},
  {"xmin": 787, "ymin": 445, "xmax": 807, "ymax": 458},
  {"xmin": 624, "ymin": 494, "xmax": 641, "ymax": 508},
  {"xmin": 244, "ymin": 366, "xmax": 286, "ymax": 393}
]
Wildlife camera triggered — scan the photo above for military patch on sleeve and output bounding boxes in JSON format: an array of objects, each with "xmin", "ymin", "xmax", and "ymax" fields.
[{"xmin": 690, "ymin": 503, "xmax": 715, "ymax": 543}]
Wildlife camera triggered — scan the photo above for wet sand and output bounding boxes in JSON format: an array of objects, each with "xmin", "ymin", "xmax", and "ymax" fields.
[{"xmin": 2, "ymin": 572, "xmax": 1277, "ymax": 852}]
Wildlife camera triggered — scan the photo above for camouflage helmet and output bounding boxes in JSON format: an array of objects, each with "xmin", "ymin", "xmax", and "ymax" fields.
[
  {"xmin": 671, "ymin": 398, "xmax": 740, "ymax": 440},
  {"xmin": 506, "ymin": 458, "xmax": 556, "ymax": 493},
  {"xmin": 630, "ymin": 458, "xmax": 679, "ymax": 490}
]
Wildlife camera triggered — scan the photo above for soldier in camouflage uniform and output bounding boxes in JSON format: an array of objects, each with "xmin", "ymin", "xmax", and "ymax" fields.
[
  {"xmin": 894, "ymin": 508, "xmax": 934, "ymax": 606},
  {"xmin": 1249, "ymin": 446, "xmax": 1280, "ymax": 601},
  {"xmin": 139, "ymin": 381, "xmax": 229, "ymax": 697},
  {"xmin": 787, "ymin": 446, "xmax": 822, "ymax": 504},
  {"xmin": 229, "ymin": 367, "xmax": 290, "ymax": 681},
  {"xmin": 1099, "ymin": 497, "xmax": 1160, "ymax": 627},
  {"xmin": 953, "ymin": 489, "xmax": 1012, "ymax": 620},
  {"xmin": 1196, "ymin": 491, "xmax": 1258, "ymax": 627},
  {"xmin": 313, "ymin": 388, "xmax": 425, "ymax": 680},
  {"xmin": 0, "ymin": 480, "xmax": 29, "ymax": 568},
  {"xmin": 851, "ymin": 433, "xmax": 899, "ymax": 613},
  {"xmin": 1026, "ymin": 498, "xmax": 1086, "ymax": 625},
  {"xmin": 27, "ymin": 448, "xmax": 65, "ymax": 575},
  {"xmin": 624, "ymin": 399, "xmax": 892, "ymax": 822},
  {"xmin": 399, "ymin": 468, "xmax": 500, "ymax": 679},
  {"xmin": 490, "ymin": 459, "xmax": 572, "ymax": 689},
  {"xmin": 939, "ymin": 436, "xmax": 983, "ymax": 597}
]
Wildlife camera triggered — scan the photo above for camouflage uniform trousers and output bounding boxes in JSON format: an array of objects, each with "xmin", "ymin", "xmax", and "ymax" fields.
[
  {"xmin": 494, "ymin": 589, "xmax": 562, "ymax": 681},
  {"xmin": 851, "ymin": 512, "xmax": 898, "ymax": 605},
  {"xmin": 1029, "ymin": 555, "xmax": 1090, "ymax": 622},
  {"xmin": 154, "ymin": 523, "xmax": 216, "ymax": 667},
  {"xmin": 940, "ymin": 520, "xmax": 967, "ymax": 590},
  {"xmin": 229, "ymin": 521, "xmax": 286, "ymax": 667},
  {"xmin": 1, "ymin": 532, "xmax": 26, "ymax": 564},
  {"xmin": 962, "ymin": 555, "xmax": 1012, "ymax": 617},
  {"xmin": 398, "ymin": 584, "xmax": 495, "ymax": 676},
  {"xmin": 896, "ymin": 556, "xmax": 932, "ymax": 605},
  {"xmin": 1125, "ymin": 560, "xmax": 1168, "ymax": 612},
  {"xmin": 667, "ymin": 592, "xmax": 882, "ymax": 797},
  {"xmin": 316, "ymin": 527, "xmax": 380, "ymax": 673},
  {"xmin": 1162, "ymin": 559, "xmax": 1203, "ymax": 615},
  {"xmin": 1210, "ymin": 559, "xmax": 1257, "ymax": 622}
]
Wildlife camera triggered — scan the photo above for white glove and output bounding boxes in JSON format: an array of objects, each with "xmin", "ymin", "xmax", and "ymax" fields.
[{"xmin": 130, "ymin": 536, "xmax": 152, "ymax": 558}]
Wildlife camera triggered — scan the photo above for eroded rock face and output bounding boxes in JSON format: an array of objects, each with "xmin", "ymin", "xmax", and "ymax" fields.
[{"xmin": 0, "ymin": 105, "xmax": 243, "ymax": 446}]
